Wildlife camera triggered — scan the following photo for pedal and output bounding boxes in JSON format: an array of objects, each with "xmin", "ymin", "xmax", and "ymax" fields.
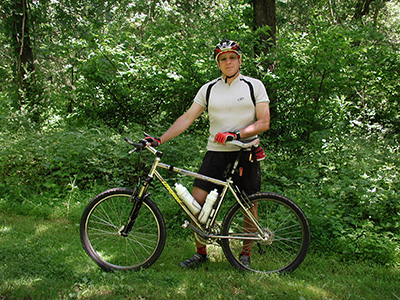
[{"xmin": 181, "ymin": 220, "xmax": 190, "ymax": 229}]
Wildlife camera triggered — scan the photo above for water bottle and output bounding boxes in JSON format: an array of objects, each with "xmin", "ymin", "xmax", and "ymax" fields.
[
  {"xmin": 174, "ymin": 183, "xmax": 201, "ymax": 214},
  {"xmin": 198, "ymin": 189, "xmax": 219, "ymax": 224}
]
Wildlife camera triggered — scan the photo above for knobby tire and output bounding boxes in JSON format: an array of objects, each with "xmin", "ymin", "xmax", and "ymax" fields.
[
  {"xmin": 221, "ymin": 192, "xmax": 310, "ymax": 274},
  {"xmin": 80, "ymin": 188, "xmax": 166, "ymax": 271}
]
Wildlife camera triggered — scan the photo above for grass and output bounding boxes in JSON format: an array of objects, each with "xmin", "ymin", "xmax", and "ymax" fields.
[{"xmin": 1, "ymin": 212, "xmax": 399, "ymax": 300}]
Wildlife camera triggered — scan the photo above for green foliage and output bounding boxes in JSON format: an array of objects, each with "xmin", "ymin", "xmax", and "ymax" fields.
[
  {"xmin": 71, "ymin": 0, "xmax": 260, "ymax": 130},
  {"xmin": 1, "ymin": 118, "xmax": 398, "ymax": 264},
  {"xmin": 261, "ymin": 127, "xmax": 399, "ymax": 265},
  {"xmin": 269, "ymin": 17, "xmax": 400, "ymax": 144},
  {"xmin": 1, "ymin": 0, "xmax": 399, "ymax": 266},
  {"xmin": 0, "ymin": 124, "xmax": 146, "ymax": 217}
]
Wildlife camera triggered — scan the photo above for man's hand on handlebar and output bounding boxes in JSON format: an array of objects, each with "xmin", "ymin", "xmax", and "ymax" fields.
[
  {"xmin": 214, "ymin": 132, "xmax": 238, "ymax": 145},
  {"xmin": 144, "ymin": 135, "xmax": 161, "ymax": 147}
]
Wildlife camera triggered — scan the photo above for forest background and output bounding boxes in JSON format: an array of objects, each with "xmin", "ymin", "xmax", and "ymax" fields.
[{"xmin": 0, "ymin": 0, "xmax": 399, "ymax": 290}]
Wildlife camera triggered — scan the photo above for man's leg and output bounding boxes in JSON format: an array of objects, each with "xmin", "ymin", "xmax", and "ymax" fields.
[
  {"xmin": 242, "ymin": 203, "xmax": 258, "ymax": 255},
  {"xmin": 192, "ymin": 187, "xmax": 209, "ymax": 250},
  {"xmin": 179, "ymin": 187, "xmax": 209, "ymax": 268},
  {"xmin": 239, "ymin": 157, "xmax": 261, "ymax": 266}
]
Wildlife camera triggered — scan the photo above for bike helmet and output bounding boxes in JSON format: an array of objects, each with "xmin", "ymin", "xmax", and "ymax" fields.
[{"xmin": 214, "ymin": 39, "xmax": 242, "ymax": 61}]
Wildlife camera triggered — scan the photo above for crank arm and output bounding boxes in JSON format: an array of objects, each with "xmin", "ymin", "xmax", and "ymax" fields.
[{"xmin": 182, "ymin": 220, "xmax": 210, "ymax": 239}]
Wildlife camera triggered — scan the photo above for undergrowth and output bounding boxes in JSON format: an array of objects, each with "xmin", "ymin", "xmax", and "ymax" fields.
[{"xmin": 0, "ymin": 123, "xmax": 399, "ymax": 265}]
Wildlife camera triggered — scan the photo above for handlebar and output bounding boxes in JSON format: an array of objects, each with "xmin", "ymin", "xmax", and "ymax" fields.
[
  {"xmin": 124, "ymin": 137, "xmax": 147, "ymax": 154},
  {"xmin": 125, "ymin": 136, "xmax": 259, "ymax": 155},
  {"xmin": 125, "ymin": 137, "xmax": 146, "ymax": 148},
  {"xmin": 227, "ymin": 138, "xmax": 260, "ymax": 149},
  {"xmin": 125, "ymin": 137, "xmax": 162, "ymax": 156}
]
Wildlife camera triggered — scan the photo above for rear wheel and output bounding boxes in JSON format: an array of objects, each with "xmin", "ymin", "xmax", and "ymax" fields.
[
  {"xmin": 221, "ymin": 192, "xmax": 310, "ymax": 273},
  {"xmin": 80, "ymin": 188, "xmax": 166, "ymax": 271}
]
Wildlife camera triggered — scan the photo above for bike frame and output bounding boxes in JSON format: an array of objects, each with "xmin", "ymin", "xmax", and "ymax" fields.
[{"xmin": 132, "ymin": 139, "xmax": 266, "ymax": 242}]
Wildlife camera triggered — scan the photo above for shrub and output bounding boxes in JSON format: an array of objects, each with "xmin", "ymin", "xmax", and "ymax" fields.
[
  {"xmin": 262, "ymin": 127, "xmax": 400, "ymax": 265},
  {"xmin": 0, "ymin": 124, "xmax": 145, "ymax": 216}
]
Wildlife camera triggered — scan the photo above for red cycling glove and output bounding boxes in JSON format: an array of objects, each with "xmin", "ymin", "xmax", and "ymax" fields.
[
  {"xmin": 214, "ymin": 132, "xmax": 238, "ymax": 144},
  {"xmin": 144, "ymin": 136, "xmax": 161, "ymax": 147}
]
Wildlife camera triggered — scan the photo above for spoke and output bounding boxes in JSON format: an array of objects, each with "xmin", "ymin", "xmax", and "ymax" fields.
[
  {"xmin": 273, "ymin": 236, "xmax": 303, "ymax": 245},
  {"xmin": 88, "ymin": 227, "xmax": 120, "ymax": 236},
  {"xmin": 125, "ymin": 234, "xmax": 158, "ymax": 247},
  {"xmin": 90, "ymin": 214, "xmax": 120, "ymax": 230},
  {"xmin": 82, "ymin": 190, "xmax": 166, "ymax": 271}
]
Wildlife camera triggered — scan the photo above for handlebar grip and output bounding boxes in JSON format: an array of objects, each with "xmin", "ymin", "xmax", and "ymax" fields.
[
  {"xmin": 125, "ymin": 137, "xmax": 146, "ymax": 149},
  {"xmin": 125, "ymin": 137, "xmax": 135, "ymax": 145}
]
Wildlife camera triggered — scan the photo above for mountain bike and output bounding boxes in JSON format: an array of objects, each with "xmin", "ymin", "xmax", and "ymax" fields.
[{"xmin": 80, "ymin": 135, "xmax": 310, "ymax": 274}]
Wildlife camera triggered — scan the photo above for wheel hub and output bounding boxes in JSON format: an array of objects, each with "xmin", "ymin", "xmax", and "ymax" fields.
[{"xmin": 260, "ymin": 228, "xmax": 274, "ymax": 245}]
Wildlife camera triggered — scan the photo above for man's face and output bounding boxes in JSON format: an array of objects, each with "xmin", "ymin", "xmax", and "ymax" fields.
[{"xmin": 217, "ymin": 51, "xmax": 242, "ymax": 77}]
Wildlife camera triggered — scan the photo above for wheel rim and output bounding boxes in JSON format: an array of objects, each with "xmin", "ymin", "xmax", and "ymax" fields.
[
  {"xmin": 83, "ymin": 194, "xmax": 162, "ymax": 270},
  {"xmin": 223, "ymin": 196, "xmax": 309, "ymax": 273}
]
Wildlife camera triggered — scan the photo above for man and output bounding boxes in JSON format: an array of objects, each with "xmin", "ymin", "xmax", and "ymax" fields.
[{"xmin": 145, "ymin": 39, "xmax": 270, "ymax": 268}]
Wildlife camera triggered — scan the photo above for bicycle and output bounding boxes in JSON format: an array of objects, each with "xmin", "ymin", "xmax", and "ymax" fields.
[{"xmin": 80, "ymin": 135, "xmax": 310, "ymax": 274}]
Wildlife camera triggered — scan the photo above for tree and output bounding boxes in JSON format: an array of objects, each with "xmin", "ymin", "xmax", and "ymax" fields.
[
  {"xmin": 0, "ymin": 0, "xmax": 46, "ymax": 124},
  {"xmin": 353, "ymin": 0, "xmax": 378, "ymax": 20},
  {"xmin": 252, "ymin": 0, "xmax": 277, "ymax": 55},
  {"xmin": 11, "ymin": 0, "xmax": 32, "ymax": 92}
]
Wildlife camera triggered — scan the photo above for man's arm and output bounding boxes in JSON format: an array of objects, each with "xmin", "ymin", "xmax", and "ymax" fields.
[
  {"xmin": 238, "ymin": 102, "xmax": 270, "ymax": 139},
  {"xmin": 159, "ymin": 102, "xmax": 205, "ymax": 144}
]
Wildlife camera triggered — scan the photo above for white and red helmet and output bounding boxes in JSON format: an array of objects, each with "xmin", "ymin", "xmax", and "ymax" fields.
[{"xmin": 214, "ymin": 39, "xmax": 242, "ymax": 61}]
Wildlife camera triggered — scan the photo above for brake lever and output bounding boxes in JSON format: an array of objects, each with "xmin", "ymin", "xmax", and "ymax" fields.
[{"xmin": 226, "ymin": 135, "xmax": 235, "ymax": 142}]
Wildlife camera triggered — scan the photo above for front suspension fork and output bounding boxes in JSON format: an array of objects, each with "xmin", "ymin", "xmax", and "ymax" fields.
[{"xmin": 119, "ymin": 178, "xmax": 152, "ymax": 237}]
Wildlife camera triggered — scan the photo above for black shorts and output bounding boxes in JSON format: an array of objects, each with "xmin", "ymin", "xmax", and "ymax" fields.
[{"xmin": 193, "ymin": 151, "xmax": 261, "ymax": 195}]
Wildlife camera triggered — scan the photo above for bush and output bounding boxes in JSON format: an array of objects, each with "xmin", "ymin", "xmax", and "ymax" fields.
[
  {"xmin": 0, "ymin": 122, "xmax": 208, "ymax": 220},
  {"xmin": 1, "ymin": 119, "xmax": 398, "ymax": 264},
  {"xmin": 260, "ymin": 127, "xmax": 400, "ymax": 265},
  {"xmin": 0, "ymin": 124, "xmax": 146, "ymax": 216}
]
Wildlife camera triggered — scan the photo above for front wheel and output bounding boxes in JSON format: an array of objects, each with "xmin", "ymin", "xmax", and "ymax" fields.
[
  {"xmin": 80, "ymin": 188, "xmax": 166, "ymax": 271},
  {"xmin": 221, "ymin": 192, "xmax": 310, "ymax": 274}
]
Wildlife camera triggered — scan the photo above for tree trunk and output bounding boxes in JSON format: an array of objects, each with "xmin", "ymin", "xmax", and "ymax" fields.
[
  {"xmin": 12, "ymin": 0, "xmax": 34, "ymax": 101},
  {"xmin": 252, "ymin": 0, "xmax": 276, "ymax": 55},
  {"xmin": 11, "ymin": 0, "xmax": 44, "ymax": 124},
  {"xmin": 353, "ymin": 0, "xmax": 375, "ymax": 20}
]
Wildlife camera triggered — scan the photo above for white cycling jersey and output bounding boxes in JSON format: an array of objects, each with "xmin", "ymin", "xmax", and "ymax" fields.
[{"xmin": 194, "ymin": 74, "xmax": 270, "ymax": 152}]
